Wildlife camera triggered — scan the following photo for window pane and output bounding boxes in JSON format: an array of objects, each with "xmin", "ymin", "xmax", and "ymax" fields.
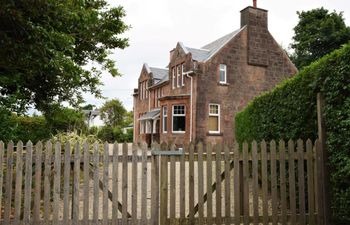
[
  {"xmin": 210, "ymin": 105, "xmax": 218, "ymax": 114},
  {"xmin": 174, "ymin": 105, "xmax": 185, "ymax": 115},
  {"xmin": 220, "ymin": 70, "xmax": 226, "ymax": 82},
  {"xmin": 177, "ymin": 65, "xmax": 181, "ymax": 87},
  {"xmin": 208, "ymin": 116, "xmax": 219, "ymax": 131},
  {"xmin": 173, "ymin": 116, "xmax": 185, "ymax": 132},
  {"xmin": 163, "ymin": 106, "xmax": 168, "ymax": 132},
  {"xmin": 163, "ymin": 116, "xmax": 167, "ymax": 132}
]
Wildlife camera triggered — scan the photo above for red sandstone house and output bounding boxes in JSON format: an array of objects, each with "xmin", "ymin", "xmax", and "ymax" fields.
[{"xmin": 133, "ymin": 4, "xmax": 297, "ymax": 147}]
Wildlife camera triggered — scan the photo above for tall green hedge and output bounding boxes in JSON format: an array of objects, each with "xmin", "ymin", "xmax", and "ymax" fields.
[{"xmin": 235, "ymin": 43, "xmax": 350, "ymax": 223}]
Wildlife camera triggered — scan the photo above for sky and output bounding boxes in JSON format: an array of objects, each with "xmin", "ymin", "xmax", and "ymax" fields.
[{"xmin": 83, "ymin": 0, "xmax": 350, "ymax": 114}]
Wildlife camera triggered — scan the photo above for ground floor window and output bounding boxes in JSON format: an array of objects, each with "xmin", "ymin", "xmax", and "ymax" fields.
[
  {"xmin": 172, "ymin": 105, "xmax": 186, "ymax": 133},
  {"xmin": 208, "ymin": 104, "xmax": 220, "ymax": 133}
]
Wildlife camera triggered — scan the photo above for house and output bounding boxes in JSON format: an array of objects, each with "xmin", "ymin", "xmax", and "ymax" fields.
[{"xmin": 133, "ymin": 4, "xmax": 297, "ymax": 146}]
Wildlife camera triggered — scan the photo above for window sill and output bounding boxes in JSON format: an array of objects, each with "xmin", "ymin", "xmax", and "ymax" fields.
[
  {"xmin": 172, "ymin": 131, "xmax": 186, "ymax": 134},
  {"xmin": 218, "ymin": 82, "xmax": 229, "ymax": 86},
  {"xmin": 206, "ymin": 132, "xmax": 223, "ymax": 136}
]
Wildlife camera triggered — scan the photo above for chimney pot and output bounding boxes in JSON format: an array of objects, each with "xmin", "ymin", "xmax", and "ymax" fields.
[{"xmin": 253, "ymin": 0, "xmax": 257, "ymax": 8}]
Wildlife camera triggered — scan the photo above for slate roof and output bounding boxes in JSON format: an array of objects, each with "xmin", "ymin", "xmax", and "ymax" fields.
[
  {"xmin": 138, "ymin": 109, "xmax": 160, "ymax": 121},
  {"xmin": 184, "ymin": 26, "xmax": 244, "ymax": 62},
  {"xmin": 149, "ymin": 67, "xmax": 168, "ymax": 80}
]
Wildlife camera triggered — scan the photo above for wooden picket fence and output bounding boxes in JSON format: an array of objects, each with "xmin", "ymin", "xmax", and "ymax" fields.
[{"xmin": 0, "ymin": 139, "xmax": 327, "ymax": 225}]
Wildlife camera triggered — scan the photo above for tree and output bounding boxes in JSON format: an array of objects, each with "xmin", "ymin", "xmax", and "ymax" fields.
[
  {"xmin": 99, "ymin": 99, "xmax": 127, "ymax": 127},
  {"xmin": 290, "ymin": 8, "xmax": 350, "ymax": 69},
  {"xmin": 0, "ymin": 0, "xmax": 129, "ymax": 113},
  {"xmin": 0, "ymin": 106, "xmax": 17, "ymax": 141},
  {"xmin": 44, "ymin": 105, "xmax": 87, "ymax": 133}
]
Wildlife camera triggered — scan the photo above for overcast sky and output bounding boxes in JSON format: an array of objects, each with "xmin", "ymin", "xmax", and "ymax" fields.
[{"xmin": 83, "ymin": 0, "xmax": 350, "ymax": 113}]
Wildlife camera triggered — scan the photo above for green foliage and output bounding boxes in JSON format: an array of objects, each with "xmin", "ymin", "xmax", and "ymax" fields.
[
  {"xmin": 44, "ymin": 105, "xmax": 87, "ymax": 133},
  {"xmin": 0, "ymin": 107, "xmax": 17, "ymax": 142},
  {"xmin": 96, "ymin": 125, "xmax": 133, "ymax": 143},
  {"xmin": 14, "ymin": 115, "xmax": 49, "ymax": 142},
  {"xmin": 99, "ymin": 99, "xmax": 127, "ymax": 127},
  {"xmin": 0, "ymin": 0, "xmax": 129, "ymax": 113},
  {"xmin": 97, "ymin": 125, "xmax": 115, "ymax": 142},
  {"xmin": 235, "ymin": 44, "xmax": 350, "ymax": 223},
  {"xmin": 0, "ymin": 110, "xmax": 50, "ymax": 143},
  {"xmin": 290, "ymin": 8, "xmax": 350, "ymax": 69},
  {"xmin": 51, "ymin": 131, "xmax": 102, "ymax": 153}
]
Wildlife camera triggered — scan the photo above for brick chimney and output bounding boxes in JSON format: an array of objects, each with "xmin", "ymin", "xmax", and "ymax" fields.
[
  {"xmin": 241, "ymin": 6, "xmax": 268, "ymax": 29},
  {"xmin": 240, "ymin": 5, "xmax": 269, "ymax": 66}
]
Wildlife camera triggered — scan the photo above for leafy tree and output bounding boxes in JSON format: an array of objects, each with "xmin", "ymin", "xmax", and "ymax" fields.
[
  {"xmin": 0, "ymin": 0, "xmax": 129, "ymax": 113},
  {"xmin": 97, "ymin": 125, "xmax": 115, "ymax": 142},
  {"xmin": 0, "ymin": 106, "xmax": 17, "ymax": 141},
  {"xmin": 44, "ymin": 105, "xmax": 87, "ymax": 133},
  {"xmin": 99, "ymin": 99, "xmax": 127, "ymax": 127},
  {"xmin": 14, "ymin": 115, "xmax": 49, "ymax": 142},
  {"xmin": 124, "ymin": 111, "xmax": 134, "ymax": 126},
  {"xmin": 81, "ymin": 104, "xmax": 96, "ymax": 110},
  {"xmin": 290, "ymin": 8, "xmax": 350, "ymax": 69}
]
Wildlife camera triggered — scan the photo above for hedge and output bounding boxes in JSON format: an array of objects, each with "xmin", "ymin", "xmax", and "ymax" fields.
[{"xmin": 235, "ymin": 43, "xmax": 350, "ymax": 223}]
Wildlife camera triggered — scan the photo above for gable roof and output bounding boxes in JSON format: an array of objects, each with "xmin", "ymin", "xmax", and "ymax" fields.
[
  {"xmin": 183, "ymin": 26, "xmax": 245, "ymax": 62},
  {"xmin": 149, "ymin": 67, "xmax": 168, "ymax": 80}
]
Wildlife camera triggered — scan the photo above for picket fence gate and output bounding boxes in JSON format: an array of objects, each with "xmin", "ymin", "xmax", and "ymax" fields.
[{"xmin": 0, "ymin": 139, "xmax": 328, "ymax": 225}]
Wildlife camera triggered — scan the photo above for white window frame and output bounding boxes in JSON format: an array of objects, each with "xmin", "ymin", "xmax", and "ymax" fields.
[
  {"xmin": 181, "ymin": 64, "xmax": 185, "ymax": 86},
  {"xmin": 208, "ymin": 104, "xmax": 220, "ymax": 134},
  {"xmin": 177, "ymin": 65, "xmax": 181, "ymax": 88},
  {"xmin": 172, "ymin": 105, "xmax": 186, "ymax": 134},
  {"xmin": 172, "ymin": 67, "xmax": 176, "ymax": 89},
  {"xmin": 162, "ymin": 106, "xmax": 167, "ymax": 133},
  {"xmin": 219, "ymin": 64, "xmax": 227, "ymax": 84}
]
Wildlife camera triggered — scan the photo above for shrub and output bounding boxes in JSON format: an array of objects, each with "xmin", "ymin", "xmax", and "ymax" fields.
[
  {"xmin": 0, "ymin": 107, "xmax": 17, "ymax": 142},
  {"xmin": 96, "ymin": 125, "xmax": 133, "ymax": 143},
  {"xmin": 235, "ymin": 43, "xmax": 350, "ymax": 223},
  {"xmin": 51, "ymin": 131, "xmax": 102, "ymax": 153},
  {"xmin": 14, "ymin": 115, "xmax": 50, "ymax": 142}
]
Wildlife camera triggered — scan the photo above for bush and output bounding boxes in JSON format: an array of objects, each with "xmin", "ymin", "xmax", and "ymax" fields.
[
  {"xmin": 96, "ymin": 125, "xmax": 133, "ymax": 143},
  {"xmin": 0, "ymin": 107, "xmax": 17, "ymax": 142},
  {"xmin": 235, "ymin": 43, "xmax": 350, "ymax": 223},
  {"xmin": 14, "ymin": 115, "xmax": 50, "ymax": 142},
  {"xmin": 97, "ymin": 126, "xmax": 115, "ymax": 142}
]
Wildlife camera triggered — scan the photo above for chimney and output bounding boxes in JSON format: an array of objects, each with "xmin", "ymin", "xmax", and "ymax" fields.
[
  {"xmin": 240, "ymin": 6, "xmax": 268, "ymax": 29},
  {"xmin": 240, "ymin": 4, "xmax": 269, "ymax": 67}
]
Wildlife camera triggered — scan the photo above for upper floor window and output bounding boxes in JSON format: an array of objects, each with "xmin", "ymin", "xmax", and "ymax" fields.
[
  {"xmin": 181, "ymin": 64, "xmax": 185, "ymax": 86},
  {"xmin": 219, "ymin": 64, "xmax": 227, "ymax": 84},
  {"xmin": 177, "ymin": 65, "xmax": 181, "ymax": 87},
  {"xmin": 145, "ymin": 82, "xmax": 148, "ymax": 99},
  {"xmin": 163, "ymin": 106, "xmax": 167, "ymax": 133},
  {"xmin": 172, "ymin": 67, "xmax": 176, "ymax": 89},
  {"xmin": 172, "ymin": 105, "xmax": 185, "ymax": 133},
  {"xmin": 208, "ymin": 104, "xmax": 220, "ymax": 133}
]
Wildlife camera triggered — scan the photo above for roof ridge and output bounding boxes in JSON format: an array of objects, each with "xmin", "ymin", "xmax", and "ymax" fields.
[
  {"xmin": 186, "ymin": 46, "xmax": 210, "ymax": 52},
  {"xmin": 149, "ymin": 66, "xmax": 168, "ymax": 70}
]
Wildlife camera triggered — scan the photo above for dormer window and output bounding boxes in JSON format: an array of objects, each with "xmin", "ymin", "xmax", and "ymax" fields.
[{"xmin": 219, "ymin": 64, "xmax": 227, "ymax": 84}]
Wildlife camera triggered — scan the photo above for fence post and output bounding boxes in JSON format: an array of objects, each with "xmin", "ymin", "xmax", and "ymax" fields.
[
  {"xmin": 239, "ymin": 161, "xmax": 244, "ymax": 217},
  {"xmin": 316, "ymin": 92, "xmax": 332, "ymax": 225},
  {"xmin": 151, "ymin": 143, "xmax": 160, "ymax": 225}
]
